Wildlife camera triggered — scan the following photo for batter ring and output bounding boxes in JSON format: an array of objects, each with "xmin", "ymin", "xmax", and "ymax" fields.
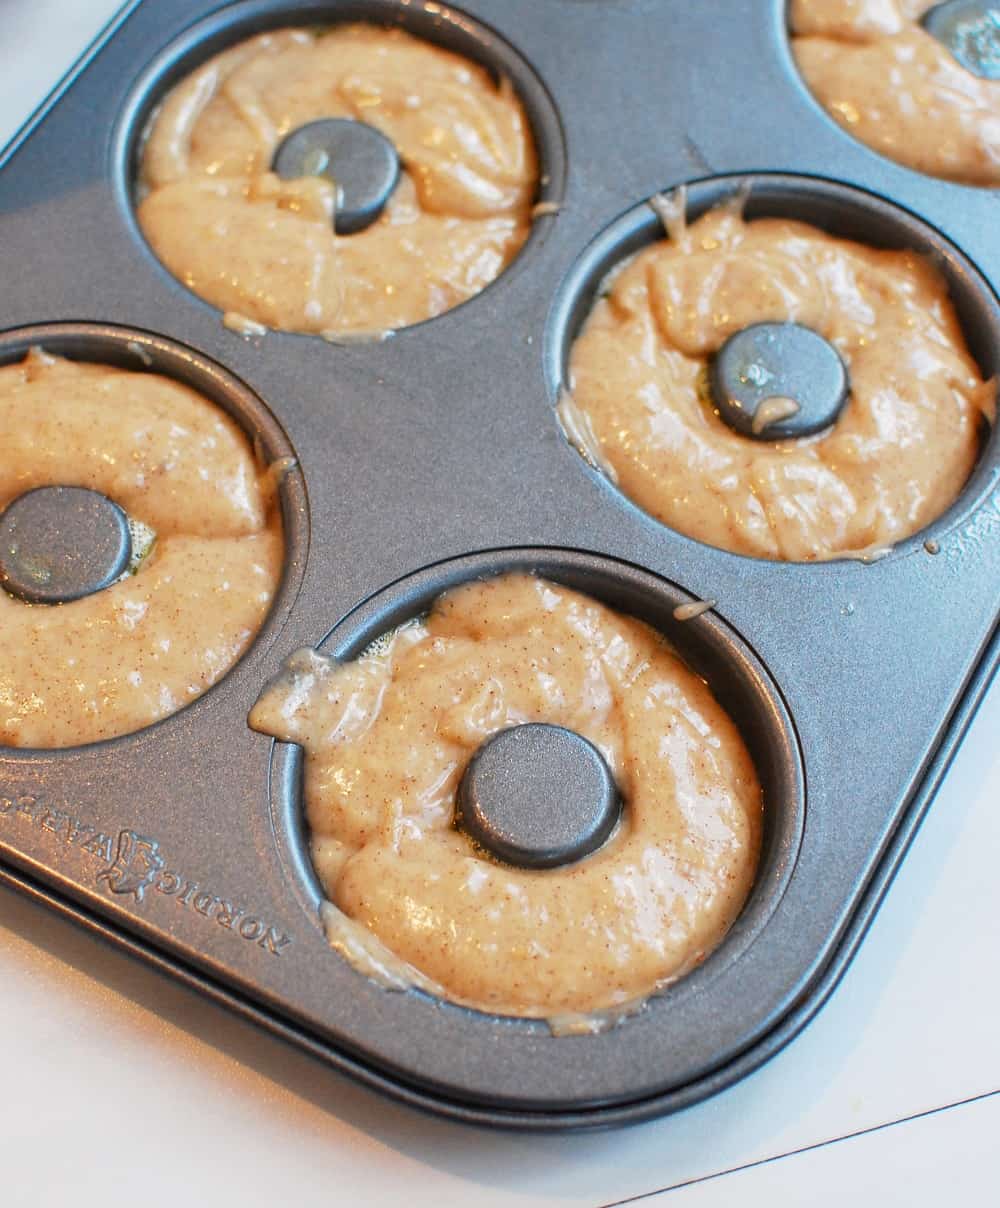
[
  {"xmin": 137, "ymin": 23, "xmax": 539, "ymax": 336},
  {"xmin": 791, "ymin": 0, "xmax": 1000, "ymax": 185},
  {"xmin": 249, "ymin": 572, "xmax": 762, "ymax": 1024},
  {"xmin": 0, "ymin": 347, "xmax": 284, "ymax": 748},
  {"xmin": 563, "ymin": 190, "xmax": 994, "ymax": 561}
]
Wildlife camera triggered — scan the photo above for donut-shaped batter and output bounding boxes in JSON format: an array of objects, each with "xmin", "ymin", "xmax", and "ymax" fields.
[
  {"xmin": 791, "ymin": 1, "xmax": 1000, "ymax": 184},
  {"xmin": 0, "ymin": 348, "xmax": 283, "ymax": 747},
  {"xmin": 137, "ymin": 24, "xmax": 538, "ymax": 336},
  {"xmin": 250, "ymin": 573, "xmax": 762, "ymax": 1022},
  {"xmin": 565, "ymin": 195, "xmax": 994, "ymax": 561}
]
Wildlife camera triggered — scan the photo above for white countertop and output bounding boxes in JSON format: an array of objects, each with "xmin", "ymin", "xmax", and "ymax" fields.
[{"xmin": 1, "ymin": 5, "xmax": 997, "ymax": 1206}]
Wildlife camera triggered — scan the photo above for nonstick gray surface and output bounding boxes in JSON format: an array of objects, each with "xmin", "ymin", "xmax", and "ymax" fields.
[{"xmin": 0, "ymin": 0, "xmax": 997, "ymax": 1129}]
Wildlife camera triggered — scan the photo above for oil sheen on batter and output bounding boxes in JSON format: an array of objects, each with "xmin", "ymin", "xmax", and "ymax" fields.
[
  {"xmin": 791, "ymin": 1, "xmax": 1000, "ymax": 184},
  {"xmin": 0, "ymin": 349, "xmax": 283, "ymax": 748},
  {"xmin": 565, "ymin": 194, "xmax": 993, "ymax": 561},
  {"xmin": 138, "ymin": 25, "xmax": 538, "ymax": 335},
  {"xmin": 250, "ymin": 574, "xmax": 762, "ymax": 1023}
]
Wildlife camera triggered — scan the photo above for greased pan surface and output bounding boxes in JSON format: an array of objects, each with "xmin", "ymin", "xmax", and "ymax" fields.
[{"xmin": 0, "ymin": 0, "xmax": 998, "ymax": 1128}]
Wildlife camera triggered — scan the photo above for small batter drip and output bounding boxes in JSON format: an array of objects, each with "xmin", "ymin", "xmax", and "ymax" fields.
[
  {"xmin": 223, "ymin": 312, "xmax": 268, "ymax": 338},
  {"xmin": 751, "ymin": 397, "xmax": 802, "ymax": 435},
  {"xmin": 125, "ymin": 340, "xmax": 153, "ymax": 367},
  {"xmin": 673, "ymin": 599, "xmax": 717, "ymax": 621},
  {"xmin": 320, "ymin": 328, "xmax": 394, "ymax": 346},
  {"xmin": 555, "ymin": 388, "xmax": 619, "ymax": 482},
  {"xmin": 648, "ymin": 186, "xmax": 688, "ymax": 240}
]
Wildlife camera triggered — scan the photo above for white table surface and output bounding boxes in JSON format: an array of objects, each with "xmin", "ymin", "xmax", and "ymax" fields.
[{"xmin": 1, "ymin": 5, "xmax": 998, "ymax": 1206}]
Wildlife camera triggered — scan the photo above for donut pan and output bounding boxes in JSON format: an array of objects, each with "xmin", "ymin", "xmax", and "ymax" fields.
[{"xmin": 1, "ymin": 0, "xmax": 999, "ymax": 1130}]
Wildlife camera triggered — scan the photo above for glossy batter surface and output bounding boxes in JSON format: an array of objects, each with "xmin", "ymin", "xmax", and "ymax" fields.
[
  {"xmin": 791, "ymin": 0, "xmax": 1000, "ymax": 183},
  {"xmin": 138, "ymin": 25, "xmax": 537, "ymax": 335},
  {"xmin": 566, "ymin": 197, "xmax": 993, "ymax": 561},
  {"xmin": 250, "ymin": 574, "xmax": 762, "ymax": 1020},
  {"xmin": 0, "ymin": 350, "xmax": 283, "ymax": 747}
]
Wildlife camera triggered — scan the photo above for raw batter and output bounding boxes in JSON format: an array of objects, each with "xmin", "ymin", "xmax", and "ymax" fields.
[
  {"xmin": 0, "ymin": 349, "xmax": 283, "ymax": 748},
  {"xmin": 565, "ymin": 192, "xmax": 993, "ymax": 561},
  {"xmin": 138, "ymin": 24, "xmax": 538, "ymax": 335},
  {"xmin": 791, "ymin": 0, "xmax": 1000, "ymax": 184},
  {"xmin": 250, "ymin": 573, "xmax": 762, "ymax": 1021}
]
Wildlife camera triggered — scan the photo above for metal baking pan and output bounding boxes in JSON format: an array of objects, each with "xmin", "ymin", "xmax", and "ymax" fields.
[{"xmin": 1, "ymin": 0, "xmax": 997, "ymax": 1130}]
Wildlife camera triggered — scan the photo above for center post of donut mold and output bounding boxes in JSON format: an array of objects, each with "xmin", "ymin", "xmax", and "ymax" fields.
[
  {"xmin": 457, "ymin": 723, "xmax": 622, "ymax": 869},
  {"xmin": 272, "ymin": 117, "xmax": 401, "ymax": 235},
  {"xmin": 710, "ymin": 322, "xmax": 849, "ymax": 440},
  {"xmin": 922, "ymin": 2, "xmax": 1000, "ymax": 79},
  {"xmin": 0, "ymin": 485, "xmax": 135, "ymax": 604}
]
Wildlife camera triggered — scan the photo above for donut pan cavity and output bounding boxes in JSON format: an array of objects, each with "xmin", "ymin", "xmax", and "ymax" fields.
[{"xmin": 0, "ymin": 0, "xmax": 998, "ymax": 1130}]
